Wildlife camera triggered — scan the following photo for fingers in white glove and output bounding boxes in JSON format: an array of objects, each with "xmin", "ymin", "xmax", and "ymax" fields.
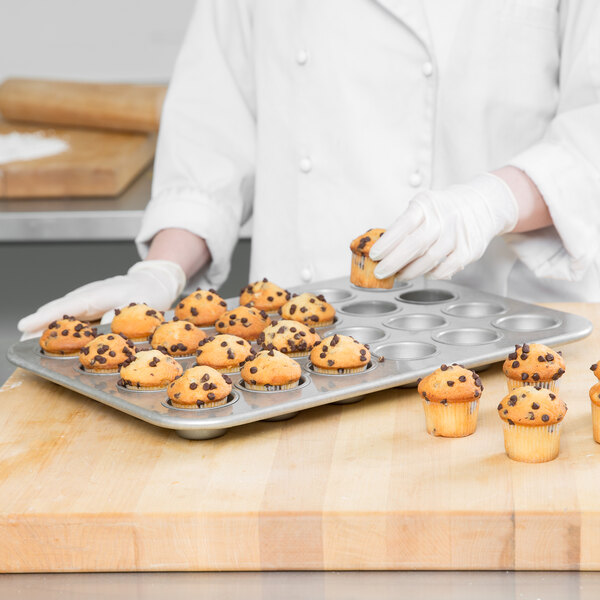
[
  {"xmin": 395, "ymin": 234, "xmax": 455, "ymax": 281},
  {"xmin": 17, "ymin": 295, "xmax": 93, "ymax": 334},
  {"xmin": 369, "ymin": 202, "xmax": 425, "ymax": 261},
  {"xmin": 428, "ymin": 249, "xmax": 467, "ymax": 280}
]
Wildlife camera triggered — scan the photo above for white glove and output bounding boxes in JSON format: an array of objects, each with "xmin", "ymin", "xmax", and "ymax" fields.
[
  {"xmin": 369, "ymin": 173, "xmax": 519, "ymax": 281},
  {"xmin": 18, "ymin": 260, "xmax": 186, "ymax": 338}
]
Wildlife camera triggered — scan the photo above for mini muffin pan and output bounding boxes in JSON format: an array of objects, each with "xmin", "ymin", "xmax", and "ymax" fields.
[{"xmin": 7, "ymin": 277, "xmax": 592, "ymax": 440}]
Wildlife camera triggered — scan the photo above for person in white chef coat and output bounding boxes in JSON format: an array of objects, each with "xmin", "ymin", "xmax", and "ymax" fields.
[{"xmin": 19, "ymin": 0, "xmax": 600, "ymax": 336}]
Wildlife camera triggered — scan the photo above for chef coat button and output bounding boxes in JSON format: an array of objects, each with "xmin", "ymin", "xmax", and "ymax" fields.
[
  {"xmin": 296, "ymin": 50, "xmax": 309, "ymax": 65},
  {"xmin": 409, "ymin": 171, "xmax": 423, "ymax": 187},
  {"xmin": 299, "ymin": 157, "xmax": 312, "ymax": 173},
  {"xmin": 422, "ymin": 61, "xmax": 434, "ymax": 77},
  {"xmin": 301, "ymin": 267, "xmax": 312, "ymax": 282}
]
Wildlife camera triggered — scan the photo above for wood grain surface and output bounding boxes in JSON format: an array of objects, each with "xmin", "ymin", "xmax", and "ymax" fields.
[
  {"xmin": 0, "ymin": 79, "xmax": 166, "ymax": 133},
  {"xmin": 0, "ymin": 121, "xmax": 156, "ymax": 198},
  {"xmin": 0, "ymin": 303, "xmax": 599, "ymax": 572}
]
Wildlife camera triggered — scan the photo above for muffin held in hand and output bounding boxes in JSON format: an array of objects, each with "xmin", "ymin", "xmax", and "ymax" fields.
[
  {"xmin": 280, "ymin": 293, "xmax": 335, "ymax": 327},
  {"xmin": 118, "ymin": 349, "xmax": 183, "ymax": 390},
  {"xmin": 149, "ymin": 319, "xmax": 207, "ymax": 357},
  {"xmin": 417, "ymin": 364, "xmax": 484, "ymax": 438},
  {"xmin": 240, "ymin": 278, "xmax": 290, "ymax": 312},
  {"xmin": 175, "ymin": 288, "xmax": 228, "ymax": 327},
  {"xmin": 503, "ymin": 343, "xmax": 565, "ymax": 392},
  {"xmin": 498, "ymin": 386, "xmax": 567, "ymax": 463},
  {"xmin": 167, "ymin": 365, "xmax": 233, "ymax": 409},
  {"xmin": 111, "ymin": 303, "xmax": 165, "ymax": 341},
  {"xmin": 196, "ymin": 334, "xmax": 255, "ymax": 373},
  {"xmin": 79, "ymin": 333, "xmax": 136, "ymax": 373},
  {"xmin": 40, "ymin": 316, "xmax": 97, "ymax": 356},
  {"xmin": 350, "ymin": 228, "xmax": 393, "ymax": 289},
  {"xmin": 240, "ymin": 349, "xmax": 302, "ymax": 391},
  {"xmin": 215, "ymin": 306, "xmax": 272, "ymax": 341},
  {"xmin": 309, "ymin": 334, "xmax": 370, "ymax": 374},
  {"xmin": 257, "ymin": 320, "xmax": 321, "ymax": 357},
  {"xmin": 589, "ymin": 382, "xmax": 600, "ymax": 444}
]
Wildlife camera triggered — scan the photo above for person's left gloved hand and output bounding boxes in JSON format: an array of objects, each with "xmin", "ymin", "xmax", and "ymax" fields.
[{"xmin": 369, "ymin": 173, "xmax": 519, "ymax": 281}]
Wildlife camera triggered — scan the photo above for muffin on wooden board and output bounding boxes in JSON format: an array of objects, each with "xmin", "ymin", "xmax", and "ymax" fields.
[
  {"xmin": 39, "ymin": 316, "xmax": 97, "ymax": 356},
  {"xmin": 417, "ymin": 364, "xmax": 483, "ymax": 438},
  {"xmin": 497, "ymin": 386, "xmax": 567, "ymax": 463},
  {"xmin": 502, "ymin": 343, "xmax": 565, "ymax": 392},
  {"xmin": 590, "ymin": 382, "xmax": 600, "ymax": 444},
  {"xmin": 350, "ymin": 228, "xmax": 394, "ymax": 289}
]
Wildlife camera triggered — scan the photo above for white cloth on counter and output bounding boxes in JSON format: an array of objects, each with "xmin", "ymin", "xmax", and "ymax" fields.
[{"xmin": 136, "ymin": 0, "xmax": 600, "ymax": 302}]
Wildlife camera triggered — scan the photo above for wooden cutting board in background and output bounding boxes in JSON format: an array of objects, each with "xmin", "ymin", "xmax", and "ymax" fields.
[{"xmin": 0, "ymin": 121, "xmax": 156, "ymax": 198}]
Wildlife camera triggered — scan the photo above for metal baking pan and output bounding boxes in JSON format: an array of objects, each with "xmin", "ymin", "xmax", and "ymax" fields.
[{"xmin": 7, "ymin": 277, "xmax": 593, "ymax": 440}]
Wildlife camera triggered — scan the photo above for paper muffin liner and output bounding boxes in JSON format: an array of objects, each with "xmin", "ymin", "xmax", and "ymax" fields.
[
  {"xmin": 421, "ymin": 399, "xmax": 479, "ymax": 438},
  {"xmin": 502, "ymin": 421, "xmax": 561, "ymax": 463},
  {"xmin": 350, "ymin": 253, "xmax": 394, "ymax": 289},
  {"xmin": 312, "ymin": 365, "xmax": 368, "ymax": 375},
  {"xmin": 80, "ymin": 365, "xmax": 120, "ymax": 374},
  {"xmin": 124, "ymin": 383, "xmax": 168, "ymax": 391},
  {"xmin": 244, "ymin": 380, "xmax": 300, "ymax": 391},
  {"xmin": 505, "ymin": 377, "xmax": 560, "ymax": 394},
  {"xmin": 592, "ymin": 402, "xmax": 600, "ymax": 444},
  {"xmin": 41, "ymin": 349, "xmax": 81, "ymax": 357},
  {"xmin": 171, "ymin": 397, "xmax": 228, "ymax": 409}
]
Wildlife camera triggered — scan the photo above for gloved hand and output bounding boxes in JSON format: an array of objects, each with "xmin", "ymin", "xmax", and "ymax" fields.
[
  {"xmin": 18, "ymin": 260, "xmax": 186, "ymax": 338},
  {"xmin": 369, "ymin": 173, "xmax": 519, "ymax": 281}
]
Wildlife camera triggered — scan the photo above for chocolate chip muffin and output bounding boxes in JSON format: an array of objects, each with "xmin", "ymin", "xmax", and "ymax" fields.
[
  {"xmin": 149, "ymin": 319, "xmax": 207, "ymax": 357},
  {"xmin": 39, "ymin": 316, "xmax": 97, "ymax": 356},
  {"xmin": 589, "ymin": 382, "xmax": 600, "ymax": 444},
  {"xmin": 215, "ymin": 306, "xmax": 272, "ymax": 341},
  {"xmin": 498, "ymin": 386, "xmax": 567, "ymax": 463},
  {"xmin": 309, "ymin": 334, "xmax": 370, "ymax": 374},
  {"xmin": 118, "ymin": 349, "xmax": 183, "ymax": 390},
  {"xmin": 111, "ymin": 303, "xmax": 165, "ymax": 341},
  {"xmin": 240, "ymin": 278, "xmax": 290, "ymax": 312},
  {"xmin": 280, "ymin": 293, "xmax": 335, "ymax": 327},
  {"xmin": 350, "ymin": 228, "xmax": 394, "ymax": 289},
  {"xmin": 503, "ymin": 343, "xmax": 565, "ymax": 392},
  {"xmin": 79, "ymin": 333, "xmax": 136, "ymax": 373},
  {"xmin": 257, "ymin": 320, "xmax": 321, "ymax": 357},
  {"xmin": 196, "ymin": 334, "xmax": 255, "ymax": 373},
  {"xmin": 240, "ymin": 349, "xmax": 302, "ymax": 391},
  {"xmin": 167, "ymin": 365, "xmax": 233, "ymax": 409},
  {"xmin": 175, "ymin": 288, "xmax": 228, "ymax": 327},
  {"xmin": 417, "ymin": 364, "xmax": 484, "ymax": 438}
]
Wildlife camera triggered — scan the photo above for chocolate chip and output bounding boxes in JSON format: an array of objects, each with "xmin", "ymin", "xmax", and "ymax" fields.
[
  {"xmin": 201, "ymin": 373, "xmax": 210, "ymax": 382},
  {"xmin": 549, "ymin": 393, "xmax": 556, "ymax": 400},
  {"xmin": 222, "ymin": 375, "xmax": 232, "ymax": 384},
  {"xmin": 528, "ymin": 412, "xmax": 535, "ymax": 420},
  {"xmin": 508, "ymin": 396, "xmax": 518, "ymax": 407},
  {"xmin": 289, "ymin": 305, "xmax": 296, "ymax": 315},
  {"xmin": 531, "ymin": 402, "xmax": 540, "ymax": 409},
  {"xmin": 178, "ymin": 303, "xmax": 184, "ymax": 309},
  {"xmin": 507, "ymin": 419, "xmax": 515, "ymax": 426},
  {"xmin": 440, "ymin": 364, "xmax": 448, "ymax": 371},
  {"xmin": 512, "ymin": 361, "xmax": 520, "ymax": 368},
  {"xmin": 521, "ymin": 373, "xmax": 528, "ymax": 380},
  {"xmin": 522, "ymin": 343, "xmax": 530, "ymax": 353},
  {"xmin": 537, "ymin": 355, "xmax": 546, "ymax": 362},
  {"xmin": 185, "ymin": 324, "xmax": 192, "ymax": 331},
  {"xmin": 250, "ymin": 366, "xmax": 258, "ymax": 374},
  {"xmin": 542, "ymin": 414, "xmax": 549, "ymax": 422},
  {"xmin": 190, "ymin": 307, "xmax": 198, "ymax": 316},
  {"xmin": 202, "ymin": 383, "xmax": 210, "ymax": 391},
  {"xmin": 591, "ymin": 363, "xmax": 598, "ymax": 371},
  {"xmin": 458, "ymin": 375, "xmax": 466, "ymax": 382},
  {"xmin": 508, "ymin": 352, "xmax": 518, "ymax": 360},
  {"xmin": 497, "ymin": 403, "xmax": 503, "ymax": 410},
  {"xmin": 327, "ymin": 359, "xmax": 334, "ymax": 366},
  {"xmin": 207, "ymin": 393, "xmax": 216, "ymax": 401},
  {"xmin": 190, "ymin": 382, "xmax": 198, "ymax": 390},
  {"xmin": 109, "ymin": 351, "xmax": 116, "ymax": 357},
  {"xmin": 532, "ymin": 373, "xmax": 540, "ymax": 381}
]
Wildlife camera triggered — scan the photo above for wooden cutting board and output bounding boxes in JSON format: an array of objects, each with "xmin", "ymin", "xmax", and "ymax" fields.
[
  {"xmin": 0, "ymin": 121, "xmax": 156, "ymax": 198},
  {"xmin": 1, "ymin": 302, "xmax": 599, "ymax": 573}
]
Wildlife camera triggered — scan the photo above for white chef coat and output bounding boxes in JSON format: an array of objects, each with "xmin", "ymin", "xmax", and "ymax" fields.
[{"xmin": 136, "ymin": 0, "xmax": 600, "ymax": 302}]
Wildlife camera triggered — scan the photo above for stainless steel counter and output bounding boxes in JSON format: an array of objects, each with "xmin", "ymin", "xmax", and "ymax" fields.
[
  {"xmin": 0, "ymin": 168, "xmax": 154, "ymax": 241},
  {"xmin": 0, "ymin": 571, "xmax": 598, "ymax": 599}
]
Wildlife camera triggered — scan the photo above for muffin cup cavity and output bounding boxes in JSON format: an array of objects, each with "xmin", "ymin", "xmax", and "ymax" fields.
[
  {"xmin": 397, "ymin": 289, "xmax": 457, "ymax": 305},
  {"xmin": 339, "ymin": 300, "xmax": 398, "ymax": 316},
  {"xmin": 372, "ymin": 341, "xmax": 438, "ymax": 361},
  {"xmin": 492, "ymin": 314, "xmax": 562, "ymax": 332},
  {"xmin": 309, "ymin": 288, "xmax": 355, "ymax": 303},
  {"xmin": 432, "ymin": 328, "xmax": 501, "ymax": 346},
  {"xmin": 235, "ymin": 375, "xmax": 310, "ymax": 393},
  {"xmin": 323, "ymin": 326, "xmax": 387, "ymax": 344},
  {"xmin": 384, "ymin": 314, "xmax": 447, "ymax": 332},
  {"xmin": 162, "ymin": 391, "xmax": 239, "ymax": 411},
  {"xmin": 443, "ymin": 301, "xmax": 506, "ymax": 318}
]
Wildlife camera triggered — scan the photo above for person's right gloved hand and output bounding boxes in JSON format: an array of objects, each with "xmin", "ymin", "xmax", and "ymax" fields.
[{"xmin": 17, "ymin": 260, "xmax": 186, "ymax": 339}]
